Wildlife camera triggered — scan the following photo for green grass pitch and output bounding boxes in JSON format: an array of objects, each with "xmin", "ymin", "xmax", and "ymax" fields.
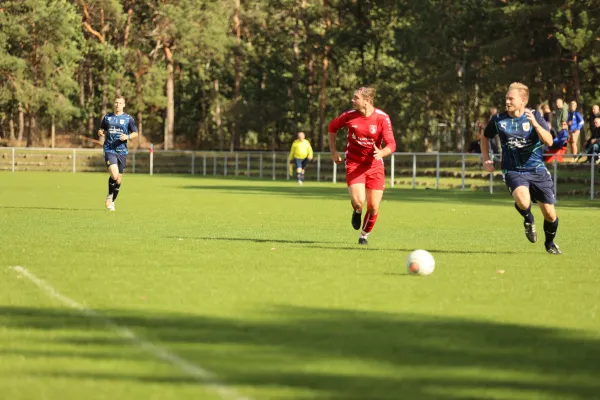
[{"xmin": 1, "ymin": 172, "xmax": 599, "ymax": 400}]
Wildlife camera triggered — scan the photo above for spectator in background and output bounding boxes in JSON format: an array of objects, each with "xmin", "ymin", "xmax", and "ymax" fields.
[
  {"xmin": 552, "ymin": 98, "xmax": 569, "ymax": 138},
  {"xmin": 469, "ymin": 127, "xmax": 498, "ymax": 154},
  {"xmin": 580, "ymin": 117, "xmax": 600, "ymax": 163},
  {"xmin": 470, "ymin": 111, "xmax": 499, "ymax": 154},
  {"xmin": 544, "ymin": 121, "xmax": 569, "ymax": 163},
  {"xmin": 541, "ymin": 103, "xmax": 552, "ymax": 127},
  {"xmin": 591, "ymin": 104, "xmax": 600, "ymax": 120},
  {"xmin": 588, "ymin": 104, "xmax": 600, "ymax": 138},
  {"xmin": 288, "ymin": 131, "xmax": 313, "ymax": 185},
  {"xmin": 567, "ymin": 101, "xmax": 584, "ymax": 157}
]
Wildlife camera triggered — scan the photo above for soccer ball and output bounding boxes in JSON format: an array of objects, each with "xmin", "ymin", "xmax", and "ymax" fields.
[{"xmin": 406, "ymin": 250, "xmax": 435, "ymax": 276}]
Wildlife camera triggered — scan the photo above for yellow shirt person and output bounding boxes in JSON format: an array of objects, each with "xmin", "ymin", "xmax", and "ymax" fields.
[{"xmin": 288, "ymin": 132, "xmax": 313, "ymax": 185}]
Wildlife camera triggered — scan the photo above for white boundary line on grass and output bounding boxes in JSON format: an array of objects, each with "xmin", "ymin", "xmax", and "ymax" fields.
[{"xmin": 11, "ymin": 265, "xmax": 250, "ymax": 400}]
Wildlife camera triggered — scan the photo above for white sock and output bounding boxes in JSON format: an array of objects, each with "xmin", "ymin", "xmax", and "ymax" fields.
[{"xmin": 359, "ymin": 232, "xmax": 368, "ymax": 239}]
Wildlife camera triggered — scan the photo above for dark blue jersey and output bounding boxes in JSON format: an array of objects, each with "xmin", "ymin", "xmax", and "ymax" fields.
[
  {"xmin": 484, "ymin": 110, "xmax": 549, "ymax": 173},
  {"xmin": 100, "ymin": 113, "xmax": 138, "ymax": 155}
]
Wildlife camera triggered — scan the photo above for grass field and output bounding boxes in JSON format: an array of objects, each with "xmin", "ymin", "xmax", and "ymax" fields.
[{"xmin": 1, "ymin": 172, "xmax": 600, "ymax": 400}]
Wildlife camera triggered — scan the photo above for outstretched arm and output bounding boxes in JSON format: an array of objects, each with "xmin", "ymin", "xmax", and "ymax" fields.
[
  {"xmin": 328, "ymin": 131, "xmax": 342, "ymax": 164},
  {"xmin": 526, "ymin": 109, "xmax": 553, "ymax": 146},
  {"xmin": 328, "ymin": 112, "xmax": 348, "ymax": 164},
  {"xmin": 481, "ymin": 118, "xmax": 497, "ymax": 172}
]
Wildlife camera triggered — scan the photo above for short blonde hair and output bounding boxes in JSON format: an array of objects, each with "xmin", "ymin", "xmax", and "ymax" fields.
[
  {"xmin": 356, "ymin": 86, "xmax": 376, "ymax": 104},
  {"xmin": 508, "ymin": 82, "xmax": 529, "ymax": 99}
]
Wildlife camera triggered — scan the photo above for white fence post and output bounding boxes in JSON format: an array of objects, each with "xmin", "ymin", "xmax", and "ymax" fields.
[
  {"xmin": 203, "ymin": 153, "xmax": 207, "ymax": 176},
  {"xmin": 461, "ymin": 153, "xmax": 465, "ymax": 191},
  {"xmin": 150, "ymin": 146, "xmax": 154, "ymax": 175},
  {"xmin": 272, "ymin": 152, "xmax": 276, "ymax": 180},
  {"xmin": 332, "ymin": 161, "xmax": 337, "ymax": 183},
  {"xmin": 259, "ymin": 153, "xmax": 263, "ymax": 178},
  {"xmin": 390, "ymin": 154, "xmax": 395, "ymax": 188},
  {"xmin": 213, "ymin": 154, "xmax": 217, "ymax": 176},
  {"xmin": 553, "ymin": 158, "xmax": 558, "ymax": 202},
  {"xmin": 72, "ymin": 149, "xmax": 76, "ymax": 173},
  {"xmin": 247, "ymin": 153, "xmax": 251, "ymax": 176},
  {"xmin": 224, "ymin": 155, "xmax": 228, "ymax": 176},
  {"xmin": 435, "ymin": 153, "xmax": 440, "ymax": 190},
  {"xmin": 317, "ymin": 153, "xmax": 321, "ymax": 182},
  {"xmin": 412, "ymin": 153, "xmax": 416, "ymax": 189},
  {"xmin": 132, "ymin": 152, "xmax": 136, "ymax": 174},
  {"xmin": 191, "ymin": 152, "xmax": 195, "ymax": 174},
  {"xmin": 489, "ymin": 172, "xmax": 494, "ymax": 194},
  {"xmin": 591, "ymin": 155, "xmax": 595, "ymax": 201},
  {"xmin": 235, "ymin": 153, "xmax": 239, "ymax": 176},
  {"xmin": 11, "ymin": 148, "xmax": 15, "ymax": 172}
]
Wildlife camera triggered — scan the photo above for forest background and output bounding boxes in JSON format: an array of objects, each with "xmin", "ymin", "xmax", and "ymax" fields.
[{"xmin": 1, "ymin": 0, "xmax": 599, "ymax": 151}]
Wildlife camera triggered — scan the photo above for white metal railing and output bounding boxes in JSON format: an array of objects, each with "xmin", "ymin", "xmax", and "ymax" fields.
[{"xmin": 1, "ymin": 147, "xmax": 598, "ymax": 200}]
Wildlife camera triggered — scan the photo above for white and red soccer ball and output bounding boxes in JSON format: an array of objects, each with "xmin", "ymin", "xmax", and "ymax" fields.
[{"xmin": 406, "ymin": 249, "xmax": 435, "ymax": 276}]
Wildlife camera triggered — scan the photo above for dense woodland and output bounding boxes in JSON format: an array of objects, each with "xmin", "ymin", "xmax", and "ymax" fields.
[{"xmin": 1, "ymin": 0, "xmax": 600, "ymax": 151}]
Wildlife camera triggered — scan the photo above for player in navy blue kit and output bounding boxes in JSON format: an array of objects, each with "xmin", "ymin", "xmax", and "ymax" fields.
[
  {"xmin": 481, "ymin": 82, "xmax": 561, "ymax": 254},
  {"xmin": 98, "ymin": 96, "xmax": 138, "ymax": 211}
]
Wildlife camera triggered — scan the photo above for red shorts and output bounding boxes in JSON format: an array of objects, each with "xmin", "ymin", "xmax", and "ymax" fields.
[
  {"xmin": 544, "ymin": 147, "xmax": 566, "ymax": 163},
  {"xmin": 345, "ymin": 161, "xmax": 385, "ymax": 190}
]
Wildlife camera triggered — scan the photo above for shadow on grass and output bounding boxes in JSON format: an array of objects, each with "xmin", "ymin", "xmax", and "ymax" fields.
[
  {"xmin": 1, "ymin": 305, "xmax": 599, "ymax": 399},
  {"xmin": 0, "ymin": 206, "xmax": 103, "ymax": 212},
  {"xmin": 168, "ymin": 236, "xmax": 521, "ymax": 255},
  {"xmin": 182, "ymin": 183, "xmax": 508, "ymax": 206},
  {"xmin": 183, "ymin": 178, "xmax": 600, "ymax": 208},
  {"xmin": 179, "ymin": 177, "xmax": 600, "ymax": 208},
  {"xmin": 167, "ymin": 235, "xmax": 328, "ymax": 245}
]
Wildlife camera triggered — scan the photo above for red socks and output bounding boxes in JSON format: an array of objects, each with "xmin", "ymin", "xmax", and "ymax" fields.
[{"xmin": 361, "ymin": 212, "xmax": 378, "ymax": 234}]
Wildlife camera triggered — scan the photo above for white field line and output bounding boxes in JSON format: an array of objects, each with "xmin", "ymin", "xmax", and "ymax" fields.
[{"xmin": 11, "ymin": 265, "xmax": 249, "ymax": 400}]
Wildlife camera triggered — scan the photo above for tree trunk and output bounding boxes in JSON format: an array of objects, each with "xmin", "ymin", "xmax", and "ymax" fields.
[
  {"xmin": 9, "ymin": 115, "xmax": 15, "ymax": 140},
  {"xmin": 51, "ymin": 115, "xmax": 56, "ymax": 148},
  {"xmin": 26, "ymin": 112, "xmax": 35, "ymax": 147},
  {"xmin": 317, "ymin": 0, "xmax": 331, "ymax": 151},
  {"xmin": 164, "ymin": 46, "xmax": 175, "ymax": 150},
  {"xmin": 116, "ymin": 6, "xmax": 133, "ymax": 95},
  {"xmin": 100, "ymin": 8, "xmax": 108, "ymax": 116},
  {"xmin": 0, "ymin": 113, "xmax": 5, "ymax": 139},
  {"xmin": 101, "ymin": 60, "xmax": 108, "ymax": 117},
  {"xmin": 87, "ymin": 66, "xmax": 95, "ymax": 134},
  {"xmin": 292, "ymin": 0, "xmax": 302, "ymax": 130},
  {"xmin": 81, "ymin": 1, "xmax": 106, "ymax": 131},
  {"xmin": 423, "ymin": 94, "xmax": 432, "ymax": 152},
  {"xmin": 231, "ymin": 0, "xmax": 241, "ymax": 151},
  {"xmin": 306, "ymin": 54, "xmax": 317, "ymax": 143},
  {"xmin": 214, "ymin": 79, "xmax": 223, "ymax": 151},
  {"xmin": 79, "ymin": 64, "xmax": 85, "ymax": 108},
  {"xmin": 136, "ymin": 74, "xmax": 144, "ymax": 149},
  {"xmin": 18, "ymin": 103, "xmax": 24, "ymax": 141}
]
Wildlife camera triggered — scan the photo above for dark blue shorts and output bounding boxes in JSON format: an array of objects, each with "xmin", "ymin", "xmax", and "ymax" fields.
[
  {"xmin": 104, "ymin": 152, "xmax": 127, "ymax": 174},
  {"xmin": 503, "ymin": 170, "xmax": 556, "ymax": 204},
  {"xmin": 292, "ymin": 157, "xmax": 309, "ymax": 170}
]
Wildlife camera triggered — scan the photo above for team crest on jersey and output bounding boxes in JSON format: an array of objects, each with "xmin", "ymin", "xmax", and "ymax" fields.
[
  {"xmin": 522, "ymin": 122, "xmax": 531, "ymax": 131},
  {"xmin": 119, "ymin": 119, "xmax": 125, "ymax": 124},
  {"xmin": 369, "ymin": 125, "xmax": 377, "ymax": 134}
]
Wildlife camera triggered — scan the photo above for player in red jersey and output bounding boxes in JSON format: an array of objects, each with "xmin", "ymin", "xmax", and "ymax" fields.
[{"xmin": 327, "ymin": 86, "xmax": 396, "ymax": 245}]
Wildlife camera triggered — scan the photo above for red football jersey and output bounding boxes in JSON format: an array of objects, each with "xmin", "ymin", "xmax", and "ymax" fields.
[{"xmin": 328, "ymin": 108, "xmax": 396, "ymax": 165}]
